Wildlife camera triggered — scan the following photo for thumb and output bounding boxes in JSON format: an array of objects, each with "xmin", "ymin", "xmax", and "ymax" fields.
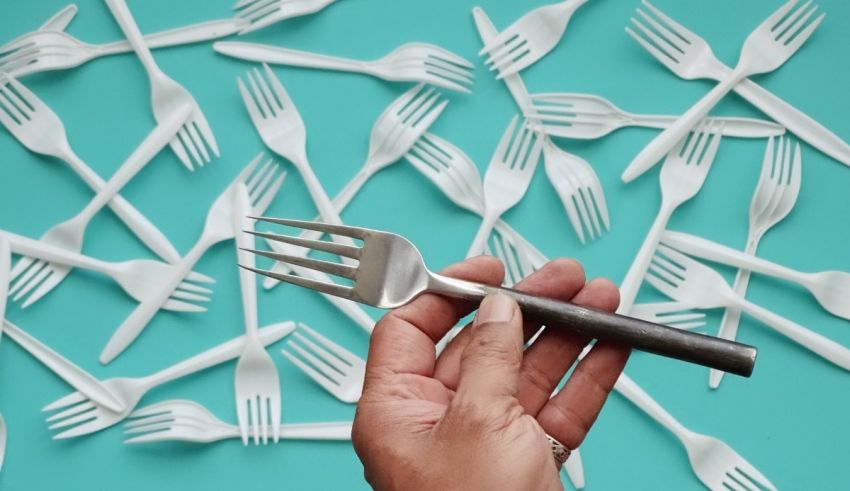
[{"xmin": 454, "ymin": 293, "xmax": 524, "ymax": 403}]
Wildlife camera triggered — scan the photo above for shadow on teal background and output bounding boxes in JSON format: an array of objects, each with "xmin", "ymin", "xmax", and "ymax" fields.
[{"xmin": 1, "ymin": 0, "xmax": 849, "ymax": 489}]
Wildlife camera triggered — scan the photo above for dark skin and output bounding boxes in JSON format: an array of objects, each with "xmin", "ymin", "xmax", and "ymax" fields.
[{"xmin": 352, "ymin": 257, "xmax": 631, "ymax": 490}]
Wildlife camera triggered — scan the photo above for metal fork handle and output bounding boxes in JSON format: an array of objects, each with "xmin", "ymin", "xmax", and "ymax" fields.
[
  {"xmin": 428, "ymin": 273, "xmax": 758, "ymax": 377},
  {"xmin": 96, "ymin": 19, "xmax": 246, "ymax": 57}
]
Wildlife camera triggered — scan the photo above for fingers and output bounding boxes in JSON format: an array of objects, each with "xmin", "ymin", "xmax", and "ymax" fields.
[
  {"xmin": 434, "ymin": 258, "xmax": 587, "ymax": 390},
  {"xmin": 364, "ymin": 256, "xmax": 504, "ymax": 379},
  {"xmin": 517, "ymin": 278, "xmax": 620, "ymax": 415},
  {"xmin": 536, "ymin": 341, "xmax": 630, "ymax": 449},
  {"xmin": 453, "ymin": 293, "xmax": 524, "ymax": 403}
]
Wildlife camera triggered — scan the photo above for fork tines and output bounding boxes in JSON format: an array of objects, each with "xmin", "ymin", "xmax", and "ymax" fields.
[{"xmin": 239, "ymin": 218, "xmax": 365, "ymax": 301}]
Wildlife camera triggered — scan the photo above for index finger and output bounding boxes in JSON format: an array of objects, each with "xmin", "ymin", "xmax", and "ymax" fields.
[{"xmin": 364, "ymin": 255, "xmax": 504, "ymax": 378}]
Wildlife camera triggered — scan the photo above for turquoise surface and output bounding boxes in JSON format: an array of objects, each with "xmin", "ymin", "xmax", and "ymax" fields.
[{"xmin": 1, "ymin": 0, "xmax": 850, "ymax": 489}]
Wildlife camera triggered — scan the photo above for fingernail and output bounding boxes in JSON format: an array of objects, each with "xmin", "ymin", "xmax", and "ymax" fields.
[{"xmin": 475, "ymin": 293, "xmax": 516, "ymax": 326}]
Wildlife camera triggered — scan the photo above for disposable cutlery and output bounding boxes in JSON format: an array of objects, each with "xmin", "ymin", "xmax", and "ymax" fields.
[
  {"xmin": 1, "ymin": 231, "xmax": 213, "ymax": 312},
  {"xmin": 6, "ymin": 104, "xmax": 192, "ymax": 309},
  {"xmin": 2, "ymin": 320, "xmax": 124, "ymax": 412},
  {"xmin": 617, "ymin": 120, "xmax": 723, "ymax": 314},
  {"xmin": 648, "ymin": 245, "xmax": 850, "ymax": 371},
  {"xmin": 100, "ymin": 155, "xmax": 285, "ymax": 364},
  {"xmin": 0, "ymin": 75, "xmax": 181, "ymax": 264},
  {"xmin": 525, "ymin": 93, "xmax": 785, "ymax": 140},
  {"xmin": 405, "ymin": 132, "xmax": 547, "ymax": 267},
  {"xmin": 262, "ymin": 84, "xmax": 447, "ymax": 288},
  {"xmin": 241, "ymin": 218, "xmax": 757, "ymax": 375},
  {"xmin": 473, "ymin": 7, "xmax": 609, "ymax": 244},
  {"xmin": 215, "ymin": 42, "xmax": 474, "ymax": 93},
  {"xmin": 281, "ymin": 324, "xmax": 364, "ymax": 404},
  {"xmin": 467, "ymin": 116, "xmax": 543, "ymax": 257},
  {"xmin": 238, "ymin": 64, "xmax": 357, "ymax": 251},
  {"xmin": 479, "ymin": 0, "xmax": 588, "ymax": 78},
  {"xmin": 234, "ymin": 0, "xmax": 341, "ymax": 35},
  {"xmin": 38, "ymin": 4, "xmax": 78, "ymax": 32},
  {"xmin": 0, "ymin": 19, "xmax": 247, "ymax": 79},
  {"xmin": 711, "ymin": 136, "xmax": 801, "ymax": 388},
  {"xmin": 623, "ymin": 0, "xmax": 825, "ymax": 182},
  {"xmin": 105, "ymin": 0, "xmax": 219, "ymax": 170},
  {"xmin": 627, "ymin": 0, "xmax": 850, "ymax": 168},
  {"xmin": 662, "ymin": 231, "xmax": 850, "ymax": 322},
  {"xmin": 124, "ymin": 400, "xmax": 351, "ymax": 444},
  {"xmin": 614, "ymin": 374, "xmax": 776, "ymax": 491},
  {"xmin": 43, "ymin": 322, "xmax": 296, "ymax": 439},
  {"xmin": 233, "ymin": 185, "xmax": 281, "ymax": 445}
]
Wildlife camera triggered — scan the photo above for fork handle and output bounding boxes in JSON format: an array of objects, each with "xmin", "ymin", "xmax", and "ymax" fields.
[
  {"xmin": 213, "ymin": 42, "xmax": 369, "ymax": 74},
  {"xmin": 614, "ymin": 373, "xmax": 692, "ymax": 440},
  {"xmin": 105, "ymin": 0, "xmax": 165, "ymax": 76},
  {"xmin": 97, "ymin": 19, "xmax": 246, "ymax": 57},
  {"xmin": 428, "ymin": 273, "xmax": 758, "ymax": 377}
]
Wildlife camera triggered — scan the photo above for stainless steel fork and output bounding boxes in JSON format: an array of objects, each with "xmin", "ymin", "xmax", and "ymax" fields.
[{"xmin": 240, "ymin": 219, "xmax": 757, "ymax": 376}]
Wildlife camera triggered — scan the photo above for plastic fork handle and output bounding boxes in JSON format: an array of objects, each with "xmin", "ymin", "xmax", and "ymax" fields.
[
  {"xmin": 278, "ymin": 421, "xmax": 352, "ymax": 440},
  {"xmin": 105, "ymin": 0, "xmax": 166, "ymax": 76},
  {"xmin": 430, "ymin": 274, "xmax": 758, "ymax": 376},
  {"xmin": 62, "ymin": 149, "xmax": 180, "ymax": 263},
  {"xmin": 563, "ymin": 447, "xmax": 585, "ymax": 490},
  {"xmin": 737, "ymin": 299, "xmax": 850, "ymax": 371},
  {"xmin": 728, "ymin": 78, "xmax": 850, "ymax": 166},
  {"xmin": 614, "ymin": 373, "xmax": 693, "ymax": 441},
  {"xmin": 661, "ymin": 231, "xmax": 808, "ymax": 287},
  {"xmin": 628, "ymin": 114, "xmax": 785, "ymax": 139},
  {"xmin": 234, "ymin": 184, "xmax": 260, "ymax": 340},
  {"xmin": 622, "ymin": 69, "xmax": 746, "ymax": 183},
  {"xmin": 213, "ymin": 42, "xmax": 369, "ymax": 74},
  {"xmin": 2, "ymin": 320, "xmax": 126, "ymax": 413},
  {"xmin": 2, "ymin": 231, "xmax": 113, "ymax": 274},
  {"xmin": 140, "ymin": 322, "xmax": 296, "ymax": 390},
  {"xmin": 466, "ymin": 213, "xmax": 500, "ymax": 258},
  {"xmin": 39, "ymin": 4, "xmax": 78, "ymax": 32},
  {"xmin": 96, "ymin": 19, "xmax": 246, "ymax": 57}
]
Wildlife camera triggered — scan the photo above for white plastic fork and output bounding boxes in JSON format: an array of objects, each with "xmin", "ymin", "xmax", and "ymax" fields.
[
  {"xmin": 234, "ymin": 0, "xmax": 340, "ymax": 35},
  {"xmin": 281, "ymin": 324, "xmax": 364, "ymax": 404},
  {"xmin": 467, "ymin": 116, "xmax": 543, "ymax": 257},
  {"xmin": 105, "ymin": 0, "xmax": 219, "ymax": 171},
  {"xmin": 473, "ymin": 7, "xmax": 609, "ymax": 245},
  {"xmin": 233, "ymin": 184, "xmax": 281, "ymax": 445},
  {"xmin": 617, "ymin": 120, "xmax": 724, "ymax": 314},
  {"xmin": 6, "ymin": 103, "xmax": 192, "ymax": 309},
  {"xmin": 623, "ymin": 0, "xmax": 825, "ymax": 182},
  {"xmin": 628, "ymin": 302, "xmax": 706, "ymax": 331},
  {"xmin": 238, "ymin": 63, "xmax": 358, "ymax": 253},
  {"xmin": 263, "ymin": 84, "xmax": 448, "ymax": 288},
  {"xmin": 711, "ymin": 136, "xmax": 801, "ymax": 389},
  {"xmin": 124, "ymin": 399, "xmax": 351, "ymax": 444},
  {"xmin": 216, "ymin": 42, "xmax": 474, "ymax": 93},
  {"xmin": 480, "ymin": 0, "xmax": 589, "ymax": 78},
  {"xmin": 626, "ymin": 0, "xmax": 850, "ymax": 167},
  {"xmin": 1, "ymin": 231, "xmax": 213, "ymax": 311},
  {"xmin": 648, "ymin": 245, "xmax": 850, "ymax": 371},
  {"xmin": 0, "ymin": 75, "xmax": 181, "ymax": 264},
  {"xmin": 43, "ymin": 323, "xmax": 295, "ymax": 440},
  {"xmin": 100, "ymin": 155, "xmax": 286, "ymax": 364}
]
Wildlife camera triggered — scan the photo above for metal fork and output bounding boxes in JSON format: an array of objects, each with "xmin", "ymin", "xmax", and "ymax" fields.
[
  {"xmin": 263, "ymin": 84, "xmax": 448, "ymax": 288},
  {"xmin": 233, "ymin": 184, "xmax": 281, "ymax": 445},
  {"xmin": 215, "ymin": 42, "xmax": 474, "ymax": 93},
  {"xmin": 623, "ymin": 0, "xmax": 824, "ymax": 182},
  {"xmin": 281, "ymin": 324, "xmax": 364, "ymax": 404},
  {"xmin": 105, "ymin": 0, "xmax": 219, "ymax": 171},
  {"xmin": 647, "ymin": 245, "xmax": 850, "ymax": 371},
  {"xmin": 241, "ymin": 219, "xmax": 757, "ymax": 375},
  {"xmin": 626, "ymin": 0, "xmax": 850, "ymax": 167},
  {"xmin": 124, "ymin": 399, "xmax": 351, "ymax": 444},
  {"xmin": 5, "ymin": 102, "xmax": 191, "ymax": 309},
  {"xmin": 234, "ymin": 0, "xmax": 340, "ymax": 34},
  {"xmin": 467, "ymin": 116, "xmax": 543, "ymax": 257},
  {"xmin": 0, "ymin": 75, "xmax": 181, "ymax": 264},
  {"xmin": 43, "ymin": 323, "xmax": 295, "ymax": 439},
  {"xmin": 2, "ymin": 231, "xmax": 212, "ymax": 311},
  {"xmin": 711, "ymin": 136, "xmax": 801, "ymax": 389},
  {"xmin": 99, "ymin": 155, "xmax": 286, "ymax": 364},
  {"xmin": 618, "ymin": 120, "xmax": 724, "ymax": 314}
]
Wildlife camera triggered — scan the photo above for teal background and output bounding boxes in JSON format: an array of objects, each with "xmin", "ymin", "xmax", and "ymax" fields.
[{"xmin": 1, "ymin": 0, "xmax": 850, "ymax": 489}]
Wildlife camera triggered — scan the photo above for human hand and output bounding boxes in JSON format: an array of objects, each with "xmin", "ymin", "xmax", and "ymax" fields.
[{"xmin": 352, "ymin": 256, "xmax": 630, "ymax": 491}]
